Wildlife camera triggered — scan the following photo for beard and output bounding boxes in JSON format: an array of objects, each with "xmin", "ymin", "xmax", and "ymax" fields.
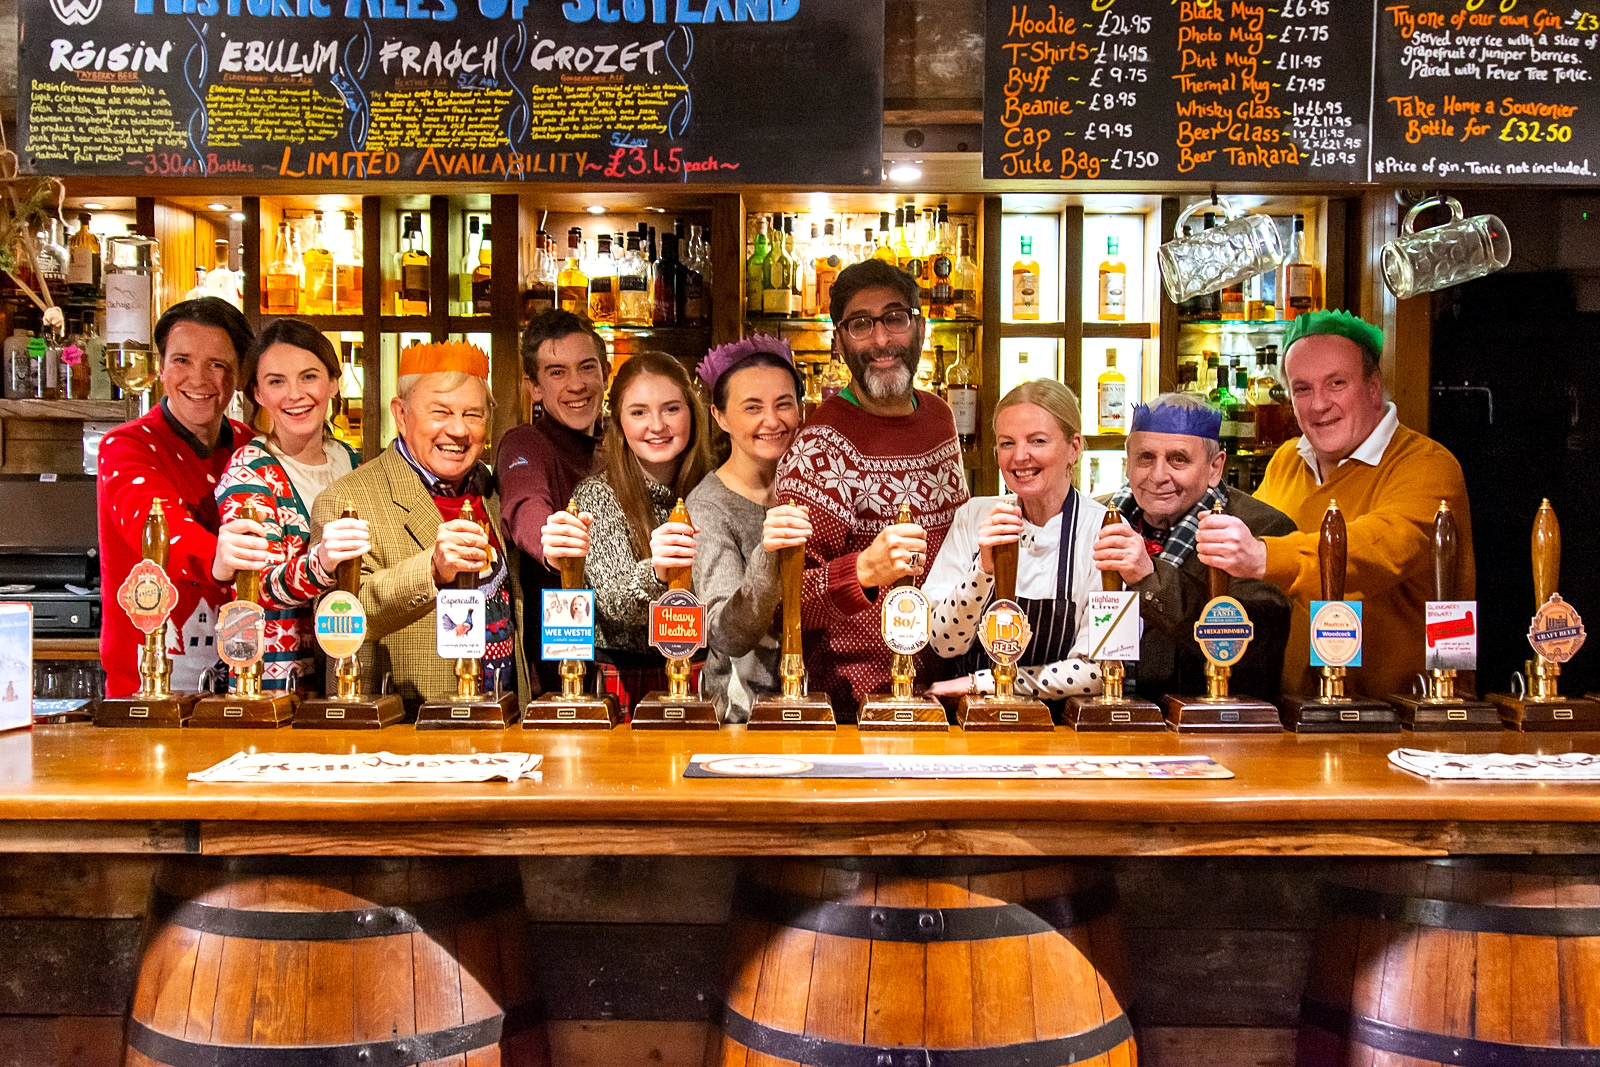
[{"xmin": 842, "ymin": 341, "xmax": 919, "ymax": 403}]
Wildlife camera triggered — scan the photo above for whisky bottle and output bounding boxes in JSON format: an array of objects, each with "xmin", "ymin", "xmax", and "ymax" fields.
[
  {"xmin": 1097, "ymin": 236, "xmax": 1126, "ymax": 321},
  {"xmin": 814, "ymin": 220, "xmax": 841, "ymax": 316},
  {"xmin": 471, "ymin": 222, "xmax": 493, "ymax": 316},
  {"xmin": 652, "ymin": 232, "xmax": 680, "ymax": 327},
  {"xmin": 67, "ymin": 211, "xmax": 101, "ymax": 302},
  {"xmin": 746, "ymin": 216, "xmax": 769, "ymax": 315},
  {"xmin": 784, "ymin": 216, "xmax": 803, "ymax": 317},
  {"xmin": 945, "ymin": 341, "xmax": 980, "ymax": 452},
  {"xmin": 801, "ymin": 360, "xmax": 823, "ymax": 421},
  {"xmin": 618, "ymin": 232, "xmax": 652, "ymax": 326},
  {"xmin": 265, "ymin": 221, "xmax": 299, "ymax": 315},
  {"xmin": 929, "ymin": 206, "xmax": 953, "ymax": 318},
  {"xmin": 1232, "ymin": 364, "xmax": 1258, "ymax": 452},
  {"xmin": 398, "ymin": 215, "xmax": 430, "ymax": 316},
  {"xmin": 763, "ymin": 216, "xmax": 793, "ymax": 317},
  {"xmin": 1097, "ymin": 349, "xmax": 1127, "ymax": 434},
  {"xmin": 952, "ymin": 225, "xmax": 978, "ymax": 318},
  {"xmin": 334, "ymin": 211, "xmax": 362, "ymax": 315},
  {"xmin": 524, "ymin": 230, "xmax": 556, "ymax": 321},
  {"xmin": 1011, "ymin": 236, "xmax": 1040, "ymax": 321},
  {"xmin": 558, "ymin": 228, "xmax": 588, "ymax": 315},
  {"xmin": 872, "ymin": 212, "xmax": 897, "ymax": 265},
  {"xmin": 1216, "ymin": 361, "xmax": 1240, "ymax": 453},
  {"xmin": 301, "ymin": 211, "xmax": 335, "ymax": 315},
  {"xmin": 1280, "ymin": 214, "xmax": 1322, "ymax": 318},
  {"xmin": 588, "ymin": 234, "xmax": 617, "ymax": 325},
  {"xmin": 1219, "ymin": 274, "xmax": 1246, "ymax": 321},
  {"xmin": 682, "ymin": 226, "xmax": 708, "ymax": 326}
]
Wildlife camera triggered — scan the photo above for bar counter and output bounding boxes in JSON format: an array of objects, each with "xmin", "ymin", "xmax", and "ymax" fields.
[{"xmin": 11, "ymin": 724, "xmax": 1600, "ymax": 856}]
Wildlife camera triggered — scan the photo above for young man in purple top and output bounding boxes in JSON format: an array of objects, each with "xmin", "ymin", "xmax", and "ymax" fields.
[{"xmin": 496, "ymin": 309, "xmax": 609, "ymax": 692}]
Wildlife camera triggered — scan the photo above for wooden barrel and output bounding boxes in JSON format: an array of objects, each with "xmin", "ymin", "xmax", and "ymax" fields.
[
  {"xmin": 714, "ymin": 858, "xmax": 1136, "ymax": 1067},
  {"xmin": 123, "ymin": 857, "xmax": 548, "ymax": 1067},
  {"xmin": 1298, "ymin": 858, "xmax": 1600, "ymax": 1066}
]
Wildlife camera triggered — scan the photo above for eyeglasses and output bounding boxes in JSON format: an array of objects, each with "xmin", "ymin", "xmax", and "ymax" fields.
[{"xmin": 838, "ymin": 308, "xmax": 918, "ymax": 340}]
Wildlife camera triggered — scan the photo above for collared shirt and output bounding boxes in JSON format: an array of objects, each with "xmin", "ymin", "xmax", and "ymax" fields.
[
  {"xmin": 1296, "ymin": 402, "xmax": 1399, "ymax": 485},
  {"xmin": 159, "ymin": 397, "xmax": 235, "ymax": 460},
  {"xmin": 394, "ymin": 435, "xmax": 493, "ymax": 499}
]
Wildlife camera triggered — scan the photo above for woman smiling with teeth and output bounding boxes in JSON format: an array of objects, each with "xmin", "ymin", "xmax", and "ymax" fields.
[
  {"xmin": 211, "ymin": 319, "xmax": 371, "ymax": 695},
  {"xmin": 921, "ymin": 379, "xmax": 1109, "ymax": 703}
]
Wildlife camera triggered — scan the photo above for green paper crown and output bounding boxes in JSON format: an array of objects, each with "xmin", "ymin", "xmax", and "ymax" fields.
[{"xmin": 1281, "ymin": 309, "xmax": 1384, "ymax": 362}]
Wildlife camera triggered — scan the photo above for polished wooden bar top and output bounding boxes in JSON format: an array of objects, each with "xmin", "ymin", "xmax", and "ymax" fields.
[{"xmin": 10, "ymin": 725, "xmax": 1600, "ymax": 856}]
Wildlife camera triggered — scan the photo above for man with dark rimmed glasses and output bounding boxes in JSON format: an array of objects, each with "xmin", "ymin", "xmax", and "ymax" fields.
[{"xmin": 773, "ymin": 259, "xmax": 970, "ymax": 719}]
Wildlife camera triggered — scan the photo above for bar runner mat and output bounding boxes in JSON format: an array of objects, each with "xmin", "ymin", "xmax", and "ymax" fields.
[
  {"xmin": 684, "ymin": 754, "xmax": 1231, "ymax": 779},
  {"xmin": 190, "ymin": 752, "xmax": 543, "ymax": 784},
  {"xmin": 1390, "ymin": 748, "xmax": 1600, "ymax": 780}
]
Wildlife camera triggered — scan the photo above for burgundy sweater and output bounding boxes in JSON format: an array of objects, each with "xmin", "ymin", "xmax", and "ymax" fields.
[{"xmin": 773, "ymin": 392, "xmax": 969, "ymax": 717}]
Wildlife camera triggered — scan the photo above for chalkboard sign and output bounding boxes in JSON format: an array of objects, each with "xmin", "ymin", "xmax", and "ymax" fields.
[
  {"xmin": 1372, "ymin": 0, "xmax": 1600, "ymax": 183},
  {"xmin": 18, "ymin": 0, "xmax": 883, "ymax": 183},
  {"xmin": 984, "ymin": 0, "xmax": 1370, "ymax": 184}
]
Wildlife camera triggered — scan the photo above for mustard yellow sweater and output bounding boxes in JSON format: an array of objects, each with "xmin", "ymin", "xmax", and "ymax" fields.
[{"xmin": 1254, "ymin": 424, "xmax": 1475, "ymax": 699}]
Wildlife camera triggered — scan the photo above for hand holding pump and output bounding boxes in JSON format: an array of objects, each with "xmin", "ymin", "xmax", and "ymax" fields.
[
  {"xmin": 957, "ymin": 508, "xmax": 1054, "ymax": 732},
  {"xmin": 418, "ymin": 499, "xmax": 519, "ymax": 729},
  {"xmin": 859, "ymin": 502, "xmax": 948, "ymax": 731},
  {"xmin": 634, "ymin": 498, "xmax": 719, "ymax": 729},
  {"xmin": 748, "ymin": 501, "xmax": 835, "ymax": 730},
  {"xmin": 1066, "ymin": 510, "xmax": 1162, "ymax": 731},
  {"xmin": 525, "ymin": 500, "xmax": 619, "ymax": 729}
]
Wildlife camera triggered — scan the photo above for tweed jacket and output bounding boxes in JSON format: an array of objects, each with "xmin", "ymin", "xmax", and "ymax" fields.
[{"xmin": 309, "ymin": 444, "xmax": 533, "ymax": 713}]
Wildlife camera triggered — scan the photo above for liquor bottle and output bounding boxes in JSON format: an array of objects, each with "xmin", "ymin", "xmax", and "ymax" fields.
[
  {"xmin": 872, "ymin": 212, "xmax": 897, "ymax": 265},
  {"xmin": 682, "ymin": 227, "xmax": 708, "ymax": 326},
  {"xmin": 265, "ymin": 220, "xmax": 299, "ymax": 315},
  {"xmin": 1097, "ymin": 236, "xmax": 1127, "ymax": 321},
  {"xmin": 1011, "ymin": 236, "xmax": 1040, "ymax": 321},
  {"xmin": 1215, "ymin": 361, "xmax": 1239, "ymax": 453},
  {"xmin": 652, "ymin": 232, "xmax": 680, "ymax": 327},
  {"xmin": 524, "ymin": 230, "xmax": 556, "ymax": 320},
  {"xmin": 1176, "ymin": 361, "xmax": 1202, "ymax": 398},
  {"xmin": 763, "ymin": 216, "xmax": 793, "ymax": 317},
  {"xmin": 334, "ymin": 212, "xmax": 362, "ymax": 315},
  {"xmin": 801, "ymin": 360, "xmax": 823, "ymax": 421},
  {"xmin": 893, "ymin": 206, "xmax": 913, "ymax": 267},
  {"xmin": 800, "ymin": 222, "xmax": 820, "ymax": 317},
  {"xmin": 588, "ymin": 233, "xmax": 617, "ymax": 325},
  {"xmin": 746, "ymin": 216, "xmax": 769, "ymax": 315},
  {"xmin": 35, "ymin": 218, "xmax": 67, "ymax": 297},
  {"xmin": 814, "ymin": 220, "xmax": 841, "ymax": 315},
  {"xmin": 1232, "ymin": 364, "xmax": 1256, "ymax": 452},
  {"xmin": 300, "ymin": 211, "xmax": 335, "ymax": 315},
  {"xmin": 1175, "ymin": 225, "xmax": 1204, "ymax": 323},
  {"xmin": 1280, "ymin": 214, "xmax": 1322, "ymax": 318},
  {"xmin": 1204, "ymin": 353, "xmax": 1222, "ymax": 400},
  {"xmin": 930, "ymin": 209, "xmax": 954, "ymax": 318},
  {"xmin": 945, "ymin": 341, "xmax": 980, "ymax": 452},
  {"xmin": 1097, "ymin": 349, "xmax": 1127, "ymax": 434},
  {"xmin": 1219, "ymin": 274, "xmax": 1246, "ymax": 321},
  {"xmin": 558, "ymin": 228, "xmax": 588, "ymax": 315},
  {"xmin": 2, "ymin": 329, "xmax": 33, "ymax": 400},
  {"xmin": 79, "ymin": 308, "xmax": 111, "ymax": 399},
  {"xmin": 459, "ymin": 215, "xmax": 482, "ymax": 311},
  {"xmin": 398, "ymin": 214, "xmax": 430, "ymax": 316},
  {"xmin": 470, "ymin": 222, "xmax": 493, "ymax": 316},
  {"xmin": 817, "ymin": 353, "xmax": 850, "ymax": 402},
  {"xmin": 952, "ymin": 225, "xmax": 978, "ymax": 318},
  {"xmin": 201, "ymin": 237, "xmax": 240, "ymax": 307},
  {"xmin": 617, "ymin": 232, "xmax": 651, "ymax": 326},
  {"xmin": 784, "ymin": 216, "xmax": 803, "ymax": 317},
  {"xmin": 67, "ymin": 211, "xmax": 101, "ymax": 302}
]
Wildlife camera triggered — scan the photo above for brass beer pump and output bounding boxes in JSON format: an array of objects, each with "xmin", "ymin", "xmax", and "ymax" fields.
[
  {"xmin": 1066, "ymin": 510, "xmax": 1164, "ymax": 731},
  {"xmin": 748, "ymin": 502, "xmax": 836, "ymax": 730},
  {"xmin": 858, "ymin": 502, "xmax": 949, "ymax": 731},
  {"xmin": 634, "ymin": 498, "xmax": 720, "ymax": 729},
  {"xmin": 524, "ymin": 499, "xmax": 621, "ymax": 729},
  {"xmin": 1279, "ymin": 502, "xmax": 1401, "ymax": 732},
  {"xmin": 956, "ymin": 523, "xmax": 1054, "ymax": 732},
  {"xmin": 95, "ymin": 499, "xmax": 201, "ymax": 727},
  {"xmin": 417, "ymin": 499, "xmax": 519, "ymax": 729}
]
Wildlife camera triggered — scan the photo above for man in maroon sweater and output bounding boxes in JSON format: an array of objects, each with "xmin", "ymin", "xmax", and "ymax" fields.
[
  {"xmin": 496, "ymin": 309, "xmax": 609, "ymax": 693},
  {"xmin": 774, "ymin": 260, "xmax": 969, "ymax": 718}
]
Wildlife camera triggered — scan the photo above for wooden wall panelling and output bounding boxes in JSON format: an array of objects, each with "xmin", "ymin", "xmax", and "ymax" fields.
[
  {"xmin": 490, "ymin": 193, "xmax": 522, "ymax": 449},
  {"xmin": 520, "ymin": 856, "xmax": 738, "ymax": 925},
  {"xmin": 1158, "ymin": 198, "xmax": 1180, "ymax": 393},
  {"xmin": 547, "ymin": 1021, "xmax": 714, "ymax": 1067},
  {"xmin": 427, "ymin": 195, "xmax": 451, "ymax": 343},
  {"xmin": 0, "ymin": 416, "xmax": 82, "ymax": 474},
  {"xmin": 979, "ymin": 197, "xmax": 1002, "ymax": 497},
  {"xmin": 361, "ymin": 195, "xmax": 382, "ymax": 463},
  {"xmin": 0, "ymin": 1015, "xmax": 124, "ymax": 1067},
  {"xmin": 152, "ymin": 201, "xmax": 194, "ymax": 316},
  {"xmin": 711, "ymin": 194, "xmax": 744, "ymax": 348}
]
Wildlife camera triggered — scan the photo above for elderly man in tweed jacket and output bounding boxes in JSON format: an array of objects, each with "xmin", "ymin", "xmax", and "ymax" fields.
[{"xmin": 310, "ymin": 345, "xmax": 532, "ymax": 714}]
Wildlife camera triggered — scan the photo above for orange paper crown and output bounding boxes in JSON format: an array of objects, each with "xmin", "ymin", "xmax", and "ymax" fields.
[{"xmin": 398, "ymin": 341, "xmax": 490, "ymax": 380}]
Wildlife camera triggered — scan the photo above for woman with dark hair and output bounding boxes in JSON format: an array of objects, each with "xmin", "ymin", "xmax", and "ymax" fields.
[
  {"xmin": 210, "ymin": 318, "xmax": 370, "ymax": 693},
  {"xmin": 541, "ymin": 351, "xmax": 715, "ymax": 712}
]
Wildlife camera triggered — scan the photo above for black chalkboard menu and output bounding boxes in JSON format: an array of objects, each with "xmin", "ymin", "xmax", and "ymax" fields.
[{"xmin": 18, "ymin": 0, "xmax": 882, "ymax": 183}]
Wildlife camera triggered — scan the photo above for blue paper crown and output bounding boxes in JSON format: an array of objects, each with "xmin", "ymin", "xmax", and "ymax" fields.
[{"xmin": 1131, "ymin": 400, "xmax": 1223, "ymax": 440}]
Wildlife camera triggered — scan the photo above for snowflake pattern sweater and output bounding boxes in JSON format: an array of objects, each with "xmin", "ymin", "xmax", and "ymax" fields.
[{"xmin": 773, "ymin": 392, "xmax": 969, "ymax": 715}]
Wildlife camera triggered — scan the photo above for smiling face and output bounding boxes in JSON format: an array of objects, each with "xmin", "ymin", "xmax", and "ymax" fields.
[
  {"xmin": 1283, "ymin": 334, "xmax": 1386, "ymax": 469},
  {"xmin": 532, "ymin": 331, "xmax": 607, "ymax": 433},
  {"xmin": 835, "ymin": 285, "xmax": 924, "ymax": 404},
  {"xmin": 389, "ymin": 375, "xmax": 490, "ymax": 486},
  {"xmin": 995, "ymin": 402, "xmax": 1081, "ymax": 508},
  {"xmin": 618, "ymin": 371, "xmax": 692, "ymax": 484},
  {"xmin": 1126, "ymin": 430, "xmax": 1227, "ymax": 529},
  {"xmin": 714, "ymin": 364, "xmax": 800, "ymax": 466},
  {"xmin": 158, "ymin": 321, "xmax": 239, "ymax": 441},
  {"xmin": 252, "ymin": 343, "xmax": 337, "ymax": 445}
]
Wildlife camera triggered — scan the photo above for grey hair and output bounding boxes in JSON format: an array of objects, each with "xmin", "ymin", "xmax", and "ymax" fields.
[
  {"xmin": 1132, "ymin": 391, "xmax": 1222, "ymax": 461},
  {"xmin": 395, "ymin": 371, "xmax": 495, "ymax": 407}
]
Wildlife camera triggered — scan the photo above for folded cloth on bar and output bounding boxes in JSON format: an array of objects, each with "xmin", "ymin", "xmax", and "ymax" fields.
[
  {"xmin": 1390, "ymin": 748, "xmax": 1600, "ymax": 780},
  {"xmin": 190, "ymin": 751, "xmax": 542, "ymax": 784}
]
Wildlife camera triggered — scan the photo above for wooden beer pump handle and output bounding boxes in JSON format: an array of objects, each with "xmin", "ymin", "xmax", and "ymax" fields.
[
  {"xmin": 1205, "ymin": 501, "xmax": 1229, "ymax": 600},
  {"xmin": 1100, "ymin": 510, "xmax": 1125, "ymax": 593},
  {"xmin": 1533, "ymin": 498, "xmax": 1560, "ymax": 607},
  {"xmin": 142, "ymin": 498, "xmax": 169, "ymax": 568},
  {"xmin": 558, "ymin": 500, "xmax": 585, "ymax": 591},
  {"xmin": 892, "ymin": 502, "xmax": 915, "ymax": 591},
  {"xmin": 235, "ymin": 501, "xmax": 263, "ymax": 605},
  {"xmin": 335, "ymin": 504, "xmax": 362, "ymax": 597},
  {"xmin": 1318, "ymin": 501, "xmax": 1346, "ymax": 603},
  {"xmin": 779, "ymin": 501, "xmax": 806, "ymax": 660},
  {"xmin": 664, "ymin": 498, "xmax": 693, "ymax": 592},
  {"xmin": 991, "ymin": 499, "xmax": 1019, "ymax": 602},
  {"xmin": 455, "ymin": 499, "xmax": 484, "ymax": 592},
  {"xmin": 1432, "ymin": 500, "xmax": 1457, "ymax": 602}
]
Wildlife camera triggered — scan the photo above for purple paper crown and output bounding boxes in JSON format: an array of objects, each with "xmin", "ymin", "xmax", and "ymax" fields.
[
  {"xmin": 696, "ymin": 334, "xmax": 795, "ymax": 392},
  {"xmin": 1131, "ymin": 399, "xmax": 1222, "ymax": 440}
]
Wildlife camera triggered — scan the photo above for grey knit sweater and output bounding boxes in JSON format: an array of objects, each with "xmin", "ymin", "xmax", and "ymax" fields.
[
  {"xmin": 687, "ymin": 472, "xmax": 781, "ymax": 722},
  {"xmin": 571, "ymin": 473, "xmax": 672, "ymax": 655}
]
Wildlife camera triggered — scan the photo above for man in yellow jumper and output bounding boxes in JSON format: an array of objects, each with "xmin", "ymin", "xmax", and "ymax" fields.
[{"xmin": 1195, "ymin": 309, "xmax": 1473, "ymax": 699}]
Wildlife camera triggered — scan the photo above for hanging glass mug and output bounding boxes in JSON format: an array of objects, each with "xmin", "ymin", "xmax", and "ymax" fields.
[
  {"xmin": 1158, "ymin": 198, "xmax": 1286, "ymax": 306},
  {"xmin": 1382, "ymin": 196, "xmax": 1511, "ymax": 300}
]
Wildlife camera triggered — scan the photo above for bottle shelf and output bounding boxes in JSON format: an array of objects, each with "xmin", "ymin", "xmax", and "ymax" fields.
[
  {"xmin": 0, "ymin": 398, "xmax": 136, "ymax": 421},
  {"xmin": 1084, "ymin": 434, "xmax": 1129, "ymax": 451},
  {"xmin": 746, "ymin": 315, "xmax": 982, "ymax": 329},
  {"xmin": 262, "ymin": 314, "xmax": 366, "ymax": 331},
  {"xmin": 593, "ymin": 324, "xmax": 713, "ymax": 336},
  {"xmin": 1083, "ymin": 322, "xmax": 1158, "ymax": 339},
  {"xmin": 1180, "ymin": 319, "xmax": 1293, "ymax": 329}
]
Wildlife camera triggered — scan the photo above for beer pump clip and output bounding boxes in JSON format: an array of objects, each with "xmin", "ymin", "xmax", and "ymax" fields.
[
  {"xmin": 858, "ymin": 502, "xmax": 949, "ymax": 731},
  {"xmin": 1279, "ymin": 502, "xmax": 1401, "ymax": 733},
  {"xmin": 1162, "ymin": 502, "xmax": 1283, "ymax": 733},
  {"xmin": 1388, "ymin": 501, "xmax": 1498, "ymax": 731},
  {"xmin": 191, "ymin": 501, "xmax": 298, "ymax": 728},
  {"xmin": 957, "ymin": 516, "xmax": 1054, "ymax": 732},
  {"xmin": 748, "ymin": 501, "xmax": 836, "ymax": 730},
  {"xmin": 295, "ymin": 504, "xmax": 405, "ymax": 729},
  {"xmin": 417, "ymin": 499, "xmax": 520, "ymax": 729},
  {"xmin": 525, "ymin": 499, "xmax": 620, "ymax": 729},
  {"xmin": 634, "ymin": 498, "xmax": 720, "ymax": 730},
  {"xmin": 95, "ymin": 498, "xmax": 202, "ymax": 727},
  {"xmin": 1488, "ymin": 499, "xmax": 1600, "ymax": 730},
  {"xmin": 1067, "ymin": 510, "xmax": 1164, "ymax": 732}
]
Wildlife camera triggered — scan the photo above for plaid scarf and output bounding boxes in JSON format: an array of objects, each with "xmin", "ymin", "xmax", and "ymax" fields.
[{"xmin": 1107, "ymin": 483, "xmax": 1227, "ymax": 568}]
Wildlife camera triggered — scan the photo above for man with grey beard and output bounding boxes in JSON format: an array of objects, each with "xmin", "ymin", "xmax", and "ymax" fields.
[{"xmin": 773, "ymin": 259, "xmax": 970, "ymax": 717}]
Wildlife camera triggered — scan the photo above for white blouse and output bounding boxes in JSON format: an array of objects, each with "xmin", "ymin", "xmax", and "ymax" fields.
[{"xmin": 922, "ymin": 493, "xmax": 1108, "ymax": 699}]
